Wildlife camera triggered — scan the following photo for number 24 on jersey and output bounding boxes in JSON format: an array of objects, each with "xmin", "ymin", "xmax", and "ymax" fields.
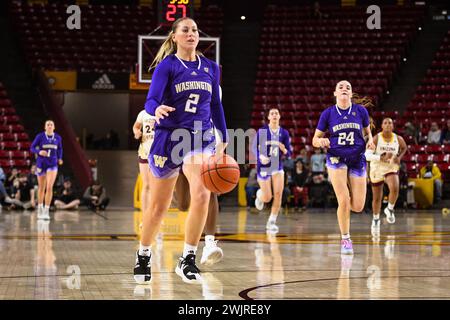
[{"xmin": 338, "ymin": 132, "xmax": 355, "ymax": 145}]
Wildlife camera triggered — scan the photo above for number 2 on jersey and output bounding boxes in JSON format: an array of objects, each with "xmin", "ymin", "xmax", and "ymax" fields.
[
  {"xmin": 185, "ymin": 93, "xmax": 200, "ymax": 113},
  {"xmin": 338, "ymin": 132, "xmax": 355, "ymax": 145}
]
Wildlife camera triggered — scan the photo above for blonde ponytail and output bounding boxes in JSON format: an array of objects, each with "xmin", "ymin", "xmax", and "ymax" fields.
[
  {"xmin": 149, "ymin": 17, "xmax": 197, "ymax": 71},
  {"xmin": 352, "ymin": 92, "xmax": 376, "ymax": 132},
  {"xmin": 149, "ymin": 31, "xmax": 176, "ymax": 71},
  {"xmin": 352, "ymin": 93, "xmax": 374, "ymax": 109}
]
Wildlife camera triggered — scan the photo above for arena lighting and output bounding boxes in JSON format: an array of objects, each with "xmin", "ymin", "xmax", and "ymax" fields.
[
  {"xmin": 241, "ymin": 15, "xmax": 246, "ymax": 20},
  {"xmin": 403, "ymin": 58, "xmax": 407, "ymax": 61},
  {"xmin": 442, "ymin": 10, "xmax": 447, "ymax": 15},
  {"xmin": 418, "ymin": 27, "xmax": 422, "ymax": 30},
  {"xmin": 414, "ymin": 1, "xmax": 425, "ymax": 5}
]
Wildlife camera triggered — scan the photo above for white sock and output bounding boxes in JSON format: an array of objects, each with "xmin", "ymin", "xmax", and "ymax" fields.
[
  {"xmin": 387, "ymin": 202, "xmax": 395, "ymax": 211},
  {"xmin": 139, "ymin": 244, "xmax": 152, "ymax": 257},
  {"xmin": 342, "ymin": 233, "xmax": 350, "ymax": 240},
  {"xmin": 205, "ymin": 235, "xmax": 215, "ymax": 245},
  {"xmin": 38, "ymin": 203, "xmax": 43, "ymax": 209},
  {"xmin": 268, "ymin": 214, "xmax": 277, "ymax": 223},
  {"xmin": 183, "ymin": 243, "xmax": 197, "ymax": 257},
  {"xmin": 44, "ymin": 205, "xmax": 50, "ymax": 211},
  {"xmin": 373, "ymin": 213, "xmax": 380, "ymax": 220}
]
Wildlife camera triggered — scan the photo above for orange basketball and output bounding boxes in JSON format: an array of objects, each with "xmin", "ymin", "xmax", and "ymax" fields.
[{"xmin": 201, "ymin": 154, "xmax": 240, "ymax": 194}]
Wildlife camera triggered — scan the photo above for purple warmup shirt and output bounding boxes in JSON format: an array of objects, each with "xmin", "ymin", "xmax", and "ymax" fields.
[{"xmin": 144, "ymin": 54, "xmax": 228, "ymax": 143}]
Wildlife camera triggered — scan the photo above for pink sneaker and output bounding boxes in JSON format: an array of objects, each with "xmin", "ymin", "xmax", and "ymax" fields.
[{"xmin": 341, "ymin": 239, "xmax": 354, "ymax": 255}]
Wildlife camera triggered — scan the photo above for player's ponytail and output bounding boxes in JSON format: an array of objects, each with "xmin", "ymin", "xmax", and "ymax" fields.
[
  {"xmin": 149, "ymin": 30, "xmax": 177, "ymax": 71},
  {"xmin": 353, "ymin": 93, "xmax": 376, "ymax": 132},
  {"xmin": 352, "ymin": 93, "xmax": 374, "ymax": 109}
]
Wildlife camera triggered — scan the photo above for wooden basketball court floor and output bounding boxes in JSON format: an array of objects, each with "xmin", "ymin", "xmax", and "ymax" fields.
[{"xmin": 1, "ymin": 206, "xmax": 450, "ymax": 300}]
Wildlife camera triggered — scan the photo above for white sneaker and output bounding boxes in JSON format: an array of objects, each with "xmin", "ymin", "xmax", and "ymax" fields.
[
  {"xmin": 384, "ymin": 207, "xmax": 395, "ymax": 224},
  {"xmin": 266, "ymin": 220, "xmax": 279, "ymax": 233},
  {"xmin": 42, "ymin": 208, "xmax": 50, "ymax": 221},
  {"xmin": 37, "ymin": 206, "xmax": 44, "ymax": 220},
  {"xmin": 254, "ymin": 189, "xmax": 264, "ymax": 211},
  {"xmin": 200, "ymin": 240, "xmax": 223, "ymax": 266},
  {"xmin": 4, "ymin": 196, "xmax": 14, "ymax": 204},
  {"xmin": 371, "ymin": 219, "xmax": 380, "ymax": 236}
]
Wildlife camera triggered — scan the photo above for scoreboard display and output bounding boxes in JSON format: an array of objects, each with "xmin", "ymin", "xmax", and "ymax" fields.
[{"xmin": 157, "ymin": 0, "xmax": 194, "ymax": 25}]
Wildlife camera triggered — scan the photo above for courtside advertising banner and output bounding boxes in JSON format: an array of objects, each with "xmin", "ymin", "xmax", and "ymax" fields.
[{"xmin": 77, "ymin": 72, "xmax": 129, "ymax": 91}]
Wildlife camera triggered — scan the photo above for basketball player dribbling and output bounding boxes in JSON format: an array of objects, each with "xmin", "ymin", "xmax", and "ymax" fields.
[
  {"xmin": 30, "ymin": 120, "xmax": 63, "ymax": 220},
  {"xmin": 133, "ymin": 17, "xmax": 228, "ymax": 284},
  {"xmin": 365, "ymin": 117, "xmax": 407, "ymax": 236},
  {"xmin": 133, "ymin": 110, "xmax": 224, "ymax": 266},
  {"xmin": 312, "ymin": 80, "xmax": 375, "ymax": 255},
  {"xmin": 253, "ymin": 108, "xmax": 292, "ymax": 233}
]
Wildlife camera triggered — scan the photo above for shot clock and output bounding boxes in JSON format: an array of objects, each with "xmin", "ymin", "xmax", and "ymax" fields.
[{"xmin": 157, "ymin": 0, "xmax": 194, "ymax": 25}]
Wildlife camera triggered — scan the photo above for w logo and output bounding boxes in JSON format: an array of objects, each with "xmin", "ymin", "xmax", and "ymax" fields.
[{"xmin": 153, "ymin": 155, "xmax": 168, "ymax": 168}]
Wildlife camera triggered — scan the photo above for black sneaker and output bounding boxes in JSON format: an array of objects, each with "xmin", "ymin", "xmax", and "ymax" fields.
[
  {"xmin": 175, "ymin": 254, "xmax": 202, "ymax": 284},
  {"xmin": 133, "ymin": 251, "xmax": 151, "ymax": 284}
]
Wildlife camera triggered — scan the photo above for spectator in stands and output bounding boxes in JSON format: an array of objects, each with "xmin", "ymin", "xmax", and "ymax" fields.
[
  {"xmin": 0, "ymin": 166, "xmax": 14, "ymax": 205},
  {"xmin": 308, "ymin": 173, "xmax": 331, "ymax": 208},
  {"xmin": 245, "ymin": 166, "xmax": 259, "ymax": 209},
  {"xmin": 310, "ymin": 147, "xmax": 326, "ymax": 176},
  {"xmin": 440, "ymin": 119, "xmax": 450, "ymax": 144},
  {"xmin": 404, "ymin": 122, "xmax": 419, "ymax": 144},
  {"xmin": 83, "ymin": 180, "xmax": 109, "ymax": 212},
  {"xmin": 398, "ymin": 162, "xmax": 415, "ymax": 209},
  {"xmin": 8, "ymin": 173, "xmax": 36, "ymax": 210},
  {"xmin": 27, "ymin": 163, "xmax": 38, "ymax": 189},
  {"xmin": 283, "ymin": 157, "xmax": 295, "ymax": 173},
  {"xmin": 427, "ymin": 122, "xmax": 442, "ymax": 145},
  {"xmin": 54, "ymin": 178, "xmax": 80, "ymax": 210},
  {"xmin": 295, "ymin": 148, "xmax": 310, "ymax": 170},
  {"xmin": 282, "ymin": 171, "xmax": 292, "ymax": 207},
  {"xmin": 291, "ymin": 160, "xmax": 310, "ymax": 211},
  {"xmin": 419, "ymin": 160, "xmax": 442, "ymax": 204},
  {"xmin": 6, "ymin": 167, "xmax": 19, "ymax": 195}
]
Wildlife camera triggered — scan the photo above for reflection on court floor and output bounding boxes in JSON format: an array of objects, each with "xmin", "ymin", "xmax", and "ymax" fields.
[{"xmin": 0, "ymin": 207, "xmax": 450, "ymax": 299}]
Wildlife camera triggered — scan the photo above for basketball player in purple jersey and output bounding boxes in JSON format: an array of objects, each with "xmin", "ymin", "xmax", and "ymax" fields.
[
  {"xmin": 312, "ymin": 81, "xmax": 375, "ymax": 255},
  {"xmin": 133, "ymin": 110, "xmax": 224, "ymax": 266},
  {"xmin": 30, "ymin": 120, "xmax": 63, "ymax": 220},
  {"xmin": 253, "ymin": 108, "xmax": 292, "ymax": 233},
  {"xmin": 133, "ymin": 17, "xmax": 228, "ymax": 284}
]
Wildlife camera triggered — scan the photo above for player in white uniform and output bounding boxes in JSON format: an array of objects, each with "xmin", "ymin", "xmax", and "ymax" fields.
[
  {"xmin": 133, "ymin": 109, "xmax": 156, "ymax": 214},
  {"xmin": 365, "ymin": 118, "xmax": 407, "ymax": 235}
]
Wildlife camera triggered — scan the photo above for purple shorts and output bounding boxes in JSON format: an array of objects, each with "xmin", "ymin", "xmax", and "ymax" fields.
[
  {"xmin": 36, "ymin": 162, "xmax": 58, "ymax": 176},
  {"xmin": 326, "ymin": 154, "xmax": 366, "ymax": 178},
  {"xmin": 257, "ymin": 167, "xmax": 284, "ymax": 181},
  {"xmin": 149, "ymin": 127, "xmax": 215, "ymax": 179}
]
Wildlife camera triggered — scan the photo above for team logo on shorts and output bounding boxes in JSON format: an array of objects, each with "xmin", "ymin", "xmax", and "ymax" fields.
[
  {"xmin": 204, "ymin": 67, "xmax": 209, "ymax": 73},
  {"xmin": 153, "ymin": 155, "xmax": 168, "ymax": 168},
  {"xmin": 36, "ymin": 167, "xmax": 42, "ymax": 173},
  {"xmin": 260, "ymin": 172, "xmax": 267, "ymax": 177},
  {"xmin": 330, "ymin": 157, "xmax": 340, "ymax": 164}
]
